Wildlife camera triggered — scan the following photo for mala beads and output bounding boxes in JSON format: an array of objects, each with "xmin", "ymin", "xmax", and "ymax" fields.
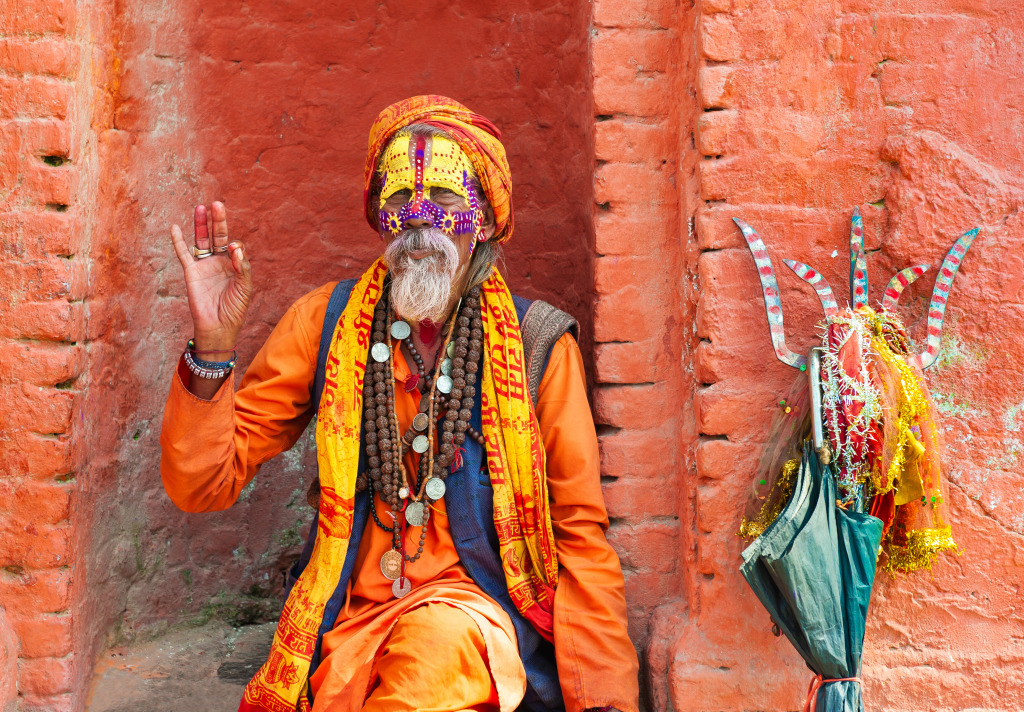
[{"xmin": 362, "ymin": 283, "xmax": 485, "ymax": 596}]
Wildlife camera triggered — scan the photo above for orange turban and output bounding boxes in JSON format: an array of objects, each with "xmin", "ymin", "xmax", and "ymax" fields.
[{"xmin": 364, "ymin": 95, "xmax": 514, "ymax": 243}]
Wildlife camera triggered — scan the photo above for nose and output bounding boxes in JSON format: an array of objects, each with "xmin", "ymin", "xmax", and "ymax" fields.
[{"xmin": 404, "ymin": 216, "xmax": 432, "ymax": 229}]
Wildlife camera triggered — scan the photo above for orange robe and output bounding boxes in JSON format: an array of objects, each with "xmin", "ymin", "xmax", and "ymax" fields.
[{"xmin": 160, "ymin": 282, "xmax": 639, "ymax": 712}]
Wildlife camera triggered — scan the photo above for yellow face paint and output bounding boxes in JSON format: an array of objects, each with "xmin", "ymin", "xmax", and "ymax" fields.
[
  {"xmin": 378, "ymin": 134, "xmax": 475, "ymax": 208},
  {"xmin": 377, "ymin": 133, "xmax": 484, "ymax": 239}
]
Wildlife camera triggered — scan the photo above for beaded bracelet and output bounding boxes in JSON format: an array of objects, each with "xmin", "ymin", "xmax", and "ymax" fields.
[{"xmin": 183, "ymin": 349, "xmax": 235, "ymax": 379}]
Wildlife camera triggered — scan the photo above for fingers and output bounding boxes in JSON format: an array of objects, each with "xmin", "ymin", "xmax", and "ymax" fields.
[
  {"xmin": 228, "ymin": 240, "xmax": 250, "ymax": 279},
  {"xmin": 170, "ymin": 224, "xmax": 193, "ymax": 270},
  {"xmin": 194, "ymin": 205, "xmax": 210, "ymax": 251},
  {"xmin": 211, "ymin": 201, "xmax": 229, "ymax": 251}
]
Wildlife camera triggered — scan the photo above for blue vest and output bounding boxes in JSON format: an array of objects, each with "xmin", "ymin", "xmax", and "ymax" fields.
[{"xmin": 289, "ymin": 279, "xmax": 566, "ymax": 711}]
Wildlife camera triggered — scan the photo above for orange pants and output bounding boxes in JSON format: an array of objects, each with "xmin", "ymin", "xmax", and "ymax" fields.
[{"xmin": 361, "ymin": 603, "xmax": 503, "ymax": 712}]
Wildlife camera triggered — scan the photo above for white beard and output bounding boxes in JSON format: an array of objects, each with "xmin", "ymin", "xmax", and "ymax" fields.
[{"xmin": 384, "ymin": 228, "xmax": 461, "ymax": 323}]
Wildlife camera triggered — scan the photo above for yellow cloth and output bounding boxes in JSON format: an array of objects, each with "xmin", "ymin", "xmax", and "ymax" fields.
[
  {"xmin": 159, "ymin": 282, "xmax": 641, "ymax": 712},
  {"xmin": 309, "ymin": 337, "xmax": 526, "ymax": 711},
  {"xmin": 243, "ymin": 260, "xmax": 558, "ymax": 710}
]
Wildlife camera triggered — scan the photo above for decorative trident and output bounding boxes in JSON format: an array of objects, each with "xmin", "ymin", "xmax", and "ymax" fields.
[{"xmin": 734, "ymin": 207, "xmax": 979, "ymax": 371}]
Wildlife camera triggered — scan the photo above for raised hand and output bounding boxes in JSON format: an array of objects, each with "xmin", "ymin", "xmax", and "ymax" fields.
[{"xmin": 170, "ymin": 202, "xmax": 253, "ymax": 354}]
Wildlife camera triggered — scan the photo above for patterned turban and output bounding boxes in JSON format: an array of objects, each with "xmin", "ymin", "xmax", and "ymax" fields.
[{"xmin": 364, "ymin": 95, "xmax": 514, "ymax": 243}]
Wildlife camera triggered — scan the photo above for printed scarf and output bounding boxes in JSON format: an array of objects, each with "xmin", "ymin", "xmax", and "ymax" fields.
[{"xmin": 239, "ymin": 258, "xmax": 559, "ymax": 711}]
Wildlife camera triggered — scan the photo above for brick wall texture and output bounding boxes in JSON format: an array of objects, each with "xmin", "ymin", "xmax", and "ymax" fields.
[{"xmin": 2, "ymin": 0, "xmax": 1023, "ymax": 710}]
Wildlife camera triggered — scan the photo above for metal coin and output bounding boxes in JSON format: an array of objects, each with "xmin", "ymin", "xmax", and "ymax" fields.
[
  {"xmin": 440, "ymin": 358, "xmax": 453, "ymax": 376},
  {"xmin": 380, "ymin": 549, "xmax": 402, "ymax": 581},
  {"xmin": 405, "ymin": 501, "xmax": 425, "ymax": 526},
  {"xmin": 371, "ymin": 342, "xmax": 390, "ymax": 363},
  {"xmin": 446, "ymin": 341, "xmax": 456, "ymax": 358},
  {"xmin": 436, "ymin": 375, "xmax": 453, "ymax": 394},
  {"xmin": 412, "ymin": 413, "xmax": 429, "ymax": 432},
  {"xmin": 390, "ymin": 320, "xmax": 411, "ymax": 340},
  {"xmin": 412, "ymin": 435, "xmax": 429, "ymax": 454},
  {"xmin": 425, "ymin": 477, "xmax": 446, "ymax": 501},
  {"xmin": 392, "ymin": 577, "xmax": 412, "ymax": 599}
]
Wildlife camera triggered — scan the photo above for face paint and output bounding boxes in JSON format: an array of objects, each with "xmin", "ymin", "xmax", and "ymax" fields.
[{"xmin": 378, "ymin": 134, "xmax": 485, "ymax": 241}]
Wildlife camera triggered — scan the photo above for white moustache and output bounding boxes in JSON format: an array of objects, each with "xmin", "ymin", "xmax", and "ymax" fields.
[{"xmin": 385, "ymin": 228, "xmax": 460, "ymax": 323}]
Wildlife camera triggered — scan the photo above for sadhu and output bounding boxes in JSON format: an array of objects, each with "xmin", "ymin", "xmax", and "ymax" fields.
[{"xmin": 160, "ymin": 95, "xmax": 638, "ymax": 712}]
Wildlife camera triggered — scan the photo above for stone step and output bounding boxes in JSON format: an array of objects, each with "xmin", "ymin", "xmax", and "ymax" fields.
[{"xmin": 86, "ymin": 623, "xmax": 275, "ymax": 712}]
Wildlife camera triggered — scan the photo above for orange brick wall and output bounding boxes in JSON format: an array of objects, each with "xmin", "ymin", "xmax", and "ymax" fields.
[
  {"xmin": 589, "ymin": 0, "xmax": 701, "ymax": 703},
  {"xmin": 661, "ymin": 1, "xmax": 1024, "ymax": 710},
  {"xmin": 3, "ymin": 0, "xmax": 1024, "ymax": 709},
  {"xmin": 0, "ymin": 0, "xmax": 106, "ymax": 708}
]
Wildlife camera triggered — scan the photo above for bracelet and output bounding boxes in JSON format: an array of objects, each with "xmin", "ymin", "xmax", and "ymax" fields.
[
  {"xmin": 184, "ymin": 350, "xmax": 234, "ymax": 379},
  {"xmin": 187, "ymin": 338, "xmax": 236, "ymax": 357},
  {"xmin": 184, "ymin": 341, "xmax": 236, "ymax": 369}
]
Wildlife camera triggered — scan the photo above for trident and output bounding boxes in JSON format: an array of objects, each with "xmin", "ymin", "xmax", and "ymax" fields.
[{"xmin": 735, "ymin": 208, "xmax": 978, "ymax": 454}]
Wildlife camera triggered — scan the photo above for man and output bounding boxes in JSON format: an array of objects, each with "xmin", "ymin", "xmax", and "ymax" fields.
[{"xmin": 161, "ymin": 96, "xmax": 638, "ymax": 712}]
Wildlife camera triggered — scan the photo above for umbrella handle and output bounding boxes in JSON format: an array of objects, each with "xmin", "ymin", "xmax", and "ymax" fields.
[{"xmin": 808, "ymin": 346, "xmax": 825, "ymax": 455}]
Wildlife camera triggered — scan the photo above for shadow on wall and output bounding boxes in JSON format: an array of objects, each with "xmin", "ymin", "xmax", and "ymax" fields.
[{"xmin": 85, "ymin": 0, "xmax": 594, "ymax": 667}]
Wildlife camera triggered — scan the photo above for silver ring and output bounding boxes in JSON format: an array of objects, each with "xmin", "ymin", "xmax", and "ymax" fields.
[
  {"xmin": 191, "ymin": 246, "xmax": 214, "ymax": 259},
  {"xmin": 213, "ymin": 244, "xmax": 230, "ymax": 253}
]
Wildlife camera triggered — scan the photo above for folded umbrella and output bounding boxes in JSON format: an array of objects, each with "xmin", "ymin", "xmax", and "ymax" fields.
[{"xmin": 741, "ymin": 442, "xmax": 883, "ymax": 712}]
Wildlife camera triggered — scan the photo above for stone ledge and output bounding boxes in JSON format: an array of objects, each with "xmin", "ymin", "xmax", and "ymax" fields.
[{"xmin": 86, "ymin": 623, "xmax": 274, "ymax": 712}]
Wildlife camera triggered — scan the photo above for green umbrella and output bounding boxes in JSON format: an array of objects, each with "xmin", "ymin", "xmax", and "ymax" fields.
[{"xmin": 741, "ymin": 442, "xmax": 884, "ymax": 711}]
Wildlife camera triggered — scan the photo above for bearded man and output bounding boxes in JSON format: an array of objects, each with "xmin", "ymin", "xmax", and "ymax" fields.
[{"xmin": 160, "ymin": 96, "xmax": 638, "ymax": 712}]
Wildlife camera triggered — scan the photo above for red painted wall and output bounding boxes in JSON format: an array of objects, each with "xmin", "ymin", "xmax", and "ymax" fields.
[
  {"xmin": 651, "ymin": 0, "xmax": 1024, "ymax": 710},
  {"xmin": 6, "ymin": 0, "xmax": 1024, "ymax": 709},
  {"xmin": 82, "ymin": 0, "xmax": 594, "ymax": 686}
]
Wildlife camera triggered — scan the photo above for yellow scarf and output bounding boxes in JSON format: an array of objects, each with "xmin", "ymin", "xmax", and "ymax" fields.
[{"xmin": 240, "ymin": 259, "xmax": 559, "ymax": 711}]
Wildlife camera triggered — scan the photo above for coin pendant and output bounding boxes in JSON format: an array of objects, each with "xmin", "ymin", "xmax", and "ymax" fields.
[
  {"xmin": 380, "ymin": 549, "xmax": 402, "ymax": 581},
  {"xmin": 371, "ymin": 342, "xmax": 390, "ymax": 363},
  {"xmin": 440, "ymin": 358, "xmax": 453, "ymax": 376},
  {"xmin": 392, "ymin": 577, "xmax": 412, "ymax": 598},
  {"xmin": 412, "ymin": 413, "xmax": 429, "ymax": 432},
  {"xmin": 436, "ymin": 375, "xmax": 453, "ymax": 394},
  {"xmin": 425, "ymin": 477, "xmax": 446, "ymax": 501},
  {"xmin": 405, "ymin": 501, "xmax": 425, "ymax": 526},
  {"xmin": 412, "ymin": 435, "xmax": 429, "ymax": 453},
  {"xmin": 446, "ymin": 341, "xmax": 456, "ymax": 358},
  {"xmin": 390, "ymin": 320, "xmax": 411, "ymax": 340}
]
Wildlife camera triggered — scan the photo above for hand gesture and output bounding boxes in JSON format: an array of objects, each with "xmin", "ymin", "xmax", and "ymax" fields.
[{"xmin": 170, "ymin": 202, "xmax": 253, "ymax": 353}]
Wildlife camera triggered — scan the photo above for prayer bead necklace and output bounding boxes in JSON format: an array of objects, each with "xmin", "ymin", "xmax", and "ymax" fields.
[{"xmin": 362, "ymin": 283, "xmax": 484, "ymax": 596}]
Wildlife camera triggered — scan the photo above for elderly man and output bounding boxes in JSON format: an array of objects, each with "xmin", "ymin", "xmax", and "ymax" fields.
[{"xmin": 160, "ymin": 96, "xmax": 638, "ymax": 712}]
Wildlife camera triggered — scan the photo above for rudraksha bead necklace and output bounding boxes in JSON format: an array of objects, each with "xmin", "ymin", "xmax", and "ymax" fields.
[{"xmin": 362, "ymin": 283, "xmax": 485, "ymax": 597}]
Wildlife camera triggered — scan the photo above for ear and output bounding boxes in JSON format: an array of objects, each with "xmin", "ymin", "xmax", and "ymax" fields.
[{"xmin": 479, "ymin": 205, "xmax": 496, "ymax": 241}]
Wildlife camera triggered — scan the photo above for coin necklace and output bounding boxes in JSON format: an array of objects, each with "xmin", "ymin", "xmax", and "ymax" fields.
[{"xmin": 364, "ymin": 284, "xmax": 485, "ymax": 597}]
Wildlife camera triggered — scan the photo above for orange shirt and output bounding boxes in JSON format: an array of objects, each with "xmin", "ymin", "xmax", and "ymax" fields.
[{"xmin": 160, "ymin": 282, "xmax": 640, "ymax": 712}]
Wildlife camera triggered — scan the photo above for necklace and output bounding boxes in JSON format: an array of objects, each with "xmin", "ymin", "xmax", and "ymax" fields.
[{"xmin": 362, "ymin": 282, "xmax": 485, "ymax": 597}]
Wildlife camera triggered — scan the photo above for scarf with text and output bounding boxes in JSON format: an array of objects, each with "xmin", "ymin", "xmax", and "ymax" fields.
[{"xmin": 239, "ymin": 259, "xmax": 558, "ymax": 711}]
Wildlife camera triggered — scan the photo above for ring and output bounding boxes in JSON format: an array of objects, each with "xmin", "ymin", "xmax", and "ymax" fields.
[
  {"xmin": 213, "ymin": 245, "xmax": 230, "ymax": 253},
  {"xmin": 191, "ymin": 246, "xmax": 214, "ymax": 259}
]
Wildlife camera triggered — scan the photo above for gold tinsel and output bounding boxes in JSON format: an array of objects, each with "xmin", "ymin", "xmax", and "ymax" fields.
[
  {"xmin": 740, "ymin": 458, "xmax": 799, "ymax": 539},
  {"xmin": 882, "ymin": 525, "xmax": 959, "ymax": 574},
  {"xmin": 870, "ymin": 327, "xmax": 933, "ymax": 498}
]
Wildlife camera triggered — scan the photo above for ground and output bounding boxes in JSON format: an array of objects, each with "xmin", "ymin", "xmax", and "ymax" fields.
[{"xmin": 85, "ymin": 624, "xmax": 274, "ymax": 712}]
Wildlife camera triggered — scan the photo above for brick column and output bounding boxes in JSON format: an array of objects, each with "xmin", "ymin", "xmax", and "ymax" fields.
[
  {"xmin": 0, "ymin": 1, "xmax": 93, "ymax": 709},
  {"xmin": 590, "ymin": 0, "xmax": 701, "ymax": 705},
  {"xmin": 664, "ymin": 1, "xmax": 1024, "ymax": 710}
]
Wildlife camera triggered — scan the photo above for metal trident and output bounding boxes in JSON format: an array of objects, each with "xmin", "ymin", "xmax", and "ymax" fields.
[{"xmin": 734, "ymin": 207, "xmax": 979, "ymax": 370}]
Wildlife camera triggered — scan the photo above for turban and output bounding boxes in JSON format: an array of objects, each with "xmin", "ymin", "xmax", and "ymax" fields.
[{"xmin": 364, "ymin": 95, "xmax": 514, "ymax": 243}]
